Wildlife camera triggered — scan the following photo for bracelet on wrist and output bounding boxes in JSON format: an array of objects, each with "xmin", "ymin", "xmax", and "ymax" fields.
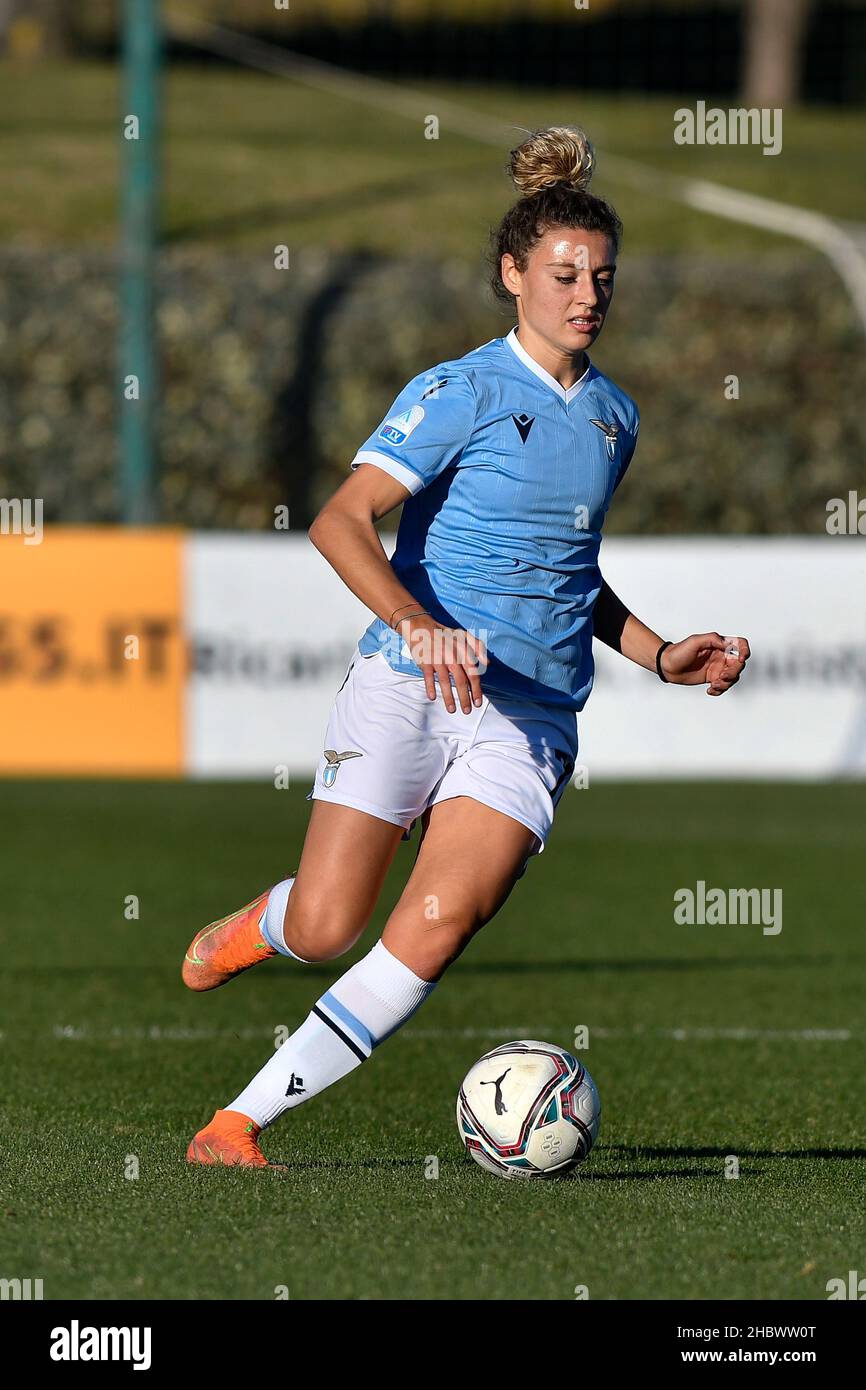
[
  {"xmin": 655, "ymin": 640, "xmax": 673, "ymax": 683},
  {"xmin": 393, "ymin": 609, "xmax": 428, "ymax": 631},
  {"xmin": 389, "ymin": 601, "xmax": 420, "ymax": 627}
]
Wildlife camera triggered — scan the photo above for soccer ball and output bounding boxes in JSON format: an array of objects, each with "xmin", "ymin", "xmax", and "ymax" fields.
[{"xmin": 456, "ymin": 1040, "xmax": 600, "ymax": 1179}]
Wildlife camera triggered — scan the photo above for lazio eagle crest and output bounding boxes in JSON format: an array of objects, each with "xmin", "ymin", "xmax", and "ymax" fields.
[
  {"xmin": 321, "ymin": 749, "xmax": 362, "ymax": 787},
  {"xmin": 590, "ymin": 418, "xmax": 620, "ymax": 461}
]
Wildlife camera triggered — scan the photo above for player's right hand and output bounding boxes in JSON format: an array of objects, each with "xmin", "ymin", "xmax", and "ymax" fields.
[{"xmin": 397, "ymin": 614, "xmax": 487, "ymax": 715}]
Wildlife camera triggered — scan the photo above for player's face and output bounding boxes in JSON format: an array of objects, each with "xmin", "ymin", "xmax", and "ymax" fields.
[{"xmin": 505, "ymin": 228, "xmax": 617, "ymax": 355}]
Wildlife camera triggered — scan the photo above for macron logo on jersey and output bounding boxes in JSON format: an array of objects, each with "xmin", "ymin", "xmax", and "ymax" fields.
[
  {"xmin": 511, "ymin": 412, "xmax": 535, "ymax": 444},
  {"xmin": 378, "ymin": 404, "xmax": 425, "ymax": 447}
]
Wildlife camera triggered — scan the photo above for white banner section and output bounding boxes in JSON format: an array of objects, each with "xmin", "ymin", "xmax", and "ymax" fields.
[{"xmin": 186, "ymin": 536, "xmax": 866, "ymax": 780}]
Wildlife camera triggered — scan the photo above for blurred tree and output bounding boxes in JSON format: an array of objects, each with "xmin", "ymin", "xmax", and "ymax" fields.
[
  {"xmin": 742, "ymin": 0, "xmax": 816, "ymax": 106},
  {"xmin": 31, "ymin": 0, "xmax": 72, "ymax": 51},
  {"xmin": 0, "ymin": 0, "xmax": 22, "ymax": 51},
  {"xmin": 0, "ymin": 0, "xmax": 71, "ymax": 54}
]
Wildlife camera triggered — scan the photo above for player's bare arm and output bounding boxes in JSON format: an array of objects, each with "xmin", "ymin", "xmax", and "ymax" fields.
[
  {"xmin": 309, "ymin": 462, "xmax": 486, "ymax": 714},
  {"xmin": 593, "ymin": 577, "xmax": 751, "ymax": 696}
]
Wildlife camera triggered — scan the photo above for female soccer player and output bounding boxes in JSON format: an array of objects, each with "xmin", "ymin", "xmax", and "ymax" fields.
[{"xmin": 183, "ymin": 126, "xmax": 750, "ymax": 1166}]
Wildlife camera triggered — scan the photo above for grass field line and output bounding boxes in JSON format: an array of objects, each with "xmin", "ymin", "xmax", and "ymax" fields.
[
  {"xmin": 12, "ymin": 1023, "xmax": 854, "ymax": 1043},
  {"xmin": 164, "ymin": 6, "xmax": 866, "ymax": 336}
]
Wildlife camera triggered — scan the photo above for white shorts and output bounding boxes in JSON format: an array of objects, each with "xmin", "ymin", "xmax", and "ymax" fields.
[{"xmin": 306, "ymin": 647, "xmax": 578, "ymax": 860}]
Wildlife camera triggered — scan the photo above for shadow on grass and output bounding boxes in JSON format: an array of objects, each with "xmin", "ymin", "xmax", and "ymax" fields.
[
  {"xmin": 606, "ymin": 1144, "xmax": 866, "ymax": 1161},
  {"xmin": 257, "ymin": 1158, "xmax": 731, "ymax": 1181},
  {"xmin": 177, "ymin": 1145, "xmax": 866, "ymax": 1178},
  {"xmin": 5, "ymin": 952, "xmax": 841, "ymax": 980},
  {"xmin": 250, "ymin": 952, "xmax": 840, "ymax": 980},
  {"xmin": 256, "ymin": 1147, "xmax": 866, "ymax": 1176},
  {"xmin": 452, "ymin": 954, "xmax": 840, "ymax": 976}
]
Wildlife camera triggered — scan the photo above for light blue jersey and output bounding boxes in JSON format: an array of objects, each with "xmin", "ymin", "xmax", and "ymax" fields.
[{"xmin": 351, "ymin": 327, "xmax": 639, "ymax": 712}]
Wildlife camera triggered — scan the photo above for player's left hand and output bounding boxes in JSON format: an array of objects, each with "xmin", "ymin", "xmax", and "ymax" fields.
[{"xmin": 661, "ymin": 632, "xmax": 751, "ymax": 696}]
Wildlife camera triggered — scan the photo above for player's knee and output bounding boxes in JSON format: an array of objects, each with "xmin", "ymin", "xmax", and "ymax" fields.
[
  {"xmin": 401, "ymin": 902, "xmax": 486, "ymax": 975},
  {"xmin": 283, "ymin": 886, "xmax": 366, "ymax": 963}
]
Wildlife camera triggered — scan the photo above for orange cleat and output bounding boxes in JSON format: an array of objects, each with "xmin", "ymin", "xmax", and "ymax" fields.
[
  {"xmin": 186, "ymin": 1109, "xmax": 276, "ymax": 1168},
  {"xmin": 182, "ymin": 888, "xmax": 278, "ymax": 992}
]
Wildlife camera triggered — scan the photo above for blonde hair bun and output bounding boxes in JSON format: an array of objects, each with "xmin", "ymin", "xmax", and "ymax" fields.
[{"xmin": 509, "ymin": 125, "xmax": 595, "ymax": 197}]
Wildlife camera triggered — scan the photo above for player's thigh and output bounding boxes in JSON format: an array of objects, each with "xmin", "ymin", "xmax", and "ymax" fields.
[
  {"xmin": 286, "ymin": 800, "xmax": 405, "ymax": 960},
  {"xmin": 382, "ymin": 796, "xmax": 537, "ymax": 980}
]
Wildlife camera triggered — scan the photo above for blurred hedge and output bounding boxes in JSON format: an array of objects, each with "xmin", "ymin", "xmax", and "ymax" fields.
[{"xmin": 0, "ymin": 246, "xmax": 864, "ymax": 534}]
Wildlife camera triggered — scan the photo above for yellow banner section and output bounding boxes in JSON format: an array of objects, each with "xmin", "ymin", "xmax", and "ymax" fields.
[{"xmin": 0, "ymin": 528, "xmax": 184, "ymax": 775}]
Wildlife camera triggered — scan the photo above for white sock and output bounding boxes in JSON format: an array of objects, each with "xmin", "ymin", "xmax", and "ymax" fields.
[
  {"xmin": 259, "ymin": 877, "xmax": 309, "ymax": 962},
  {"xmin": 227, "ymin": 940, "xmax": 435, "ymax": 1128}
]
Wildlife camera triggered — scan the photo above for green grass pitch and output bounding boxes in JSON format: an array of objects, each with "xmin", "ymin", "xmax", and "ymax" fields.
[{"xmin": 0, "ymin": 779, "xmax": 863, "ymax": 1301}]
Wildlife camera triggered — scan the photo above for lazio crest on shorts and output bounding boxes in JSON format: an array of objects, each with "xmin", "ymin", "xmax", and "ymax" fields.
[{"xmin": 322, "ymin": 749, "xmax": 363, "ymax": 787}]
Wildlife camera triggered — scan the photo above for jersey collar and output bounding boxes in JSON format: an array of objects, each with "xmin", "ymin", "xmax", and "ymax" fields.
[{"xmin": 505, "ymin": 326, "xmax": 593, "ymax": 404}]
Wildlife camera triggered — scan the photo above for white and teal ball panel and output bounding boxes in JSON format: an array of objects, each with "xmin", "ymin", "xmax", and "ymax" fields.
[{"xmin": 456, "ymin": 1040, "xmax": 601, "ymax": 1180}]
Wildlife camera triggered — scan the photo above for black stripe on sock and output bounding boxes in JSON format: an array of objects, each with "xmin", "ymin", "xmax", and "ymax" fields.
[{"xmin": 312, "ymin": 1004, "xmax": 368, "ymax": 1062}]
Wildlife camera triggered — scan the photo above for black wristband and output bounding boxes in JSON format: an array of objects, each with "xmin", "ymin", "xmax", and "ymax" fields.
[{"xmin": 655, "ymin": 640, "xmax": 672, "ymax": 683}]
